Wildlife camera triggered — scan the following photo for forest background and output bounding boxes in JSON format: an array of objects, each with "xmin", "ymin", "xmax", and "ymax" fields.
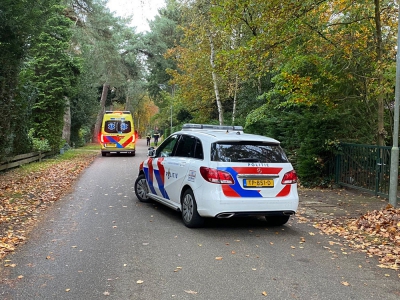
[{"xmin": 1, "ymin": 0, "xmax": 399, "ymax": 187}]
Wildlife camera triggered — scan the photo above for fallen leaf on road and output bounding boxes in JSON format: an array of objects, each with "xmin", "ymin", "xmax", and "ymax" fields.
[
  {"xmin": 215, "ymin": 257, "xmax": 223, "ymax": 260},
  {"xmin": 377, "ymin": 264, "xmax": 399, "ymax": 270},
  {"xmin": 262, "ymin": 291, "xmax": 268, "ymax": 296},
  {"xmin": 341, "ymin": 281, "xmax": 350, "ymax": 286},
  {"xmin": 185, "ymin": 290, "xmax": 198, "ymax": 294},
  {"xmin": 4, "ymin": 264, "xmax": 16, "ymax": 267},
  {"xmin": 137, "ymin": 280, "xmax": 144, "ymax": 284}
]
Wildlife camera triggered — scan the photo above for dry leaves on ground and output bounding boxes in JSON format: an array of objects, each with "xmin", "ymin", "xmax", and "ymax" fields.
[
  {"xmin": 314, "ymin": 205, "xmax": 400, "ymax": 271},
  {"xmin": 0, "ymin": 151, "xmax": 98, "ymax": 260}
]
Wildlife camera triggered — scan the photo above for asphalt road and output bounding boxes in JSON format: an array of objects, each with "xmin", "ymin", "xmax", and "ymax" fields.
[{"xmin": 0, "ymin": 139, "xmax": 399, "ymax": 300}]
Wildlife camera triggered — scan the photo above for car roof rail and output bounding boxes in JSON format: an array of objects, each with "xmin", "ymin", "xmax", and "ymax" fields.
[{"xmin": 182, "ymin": 123, "xmax": 244, "ymax": 131}]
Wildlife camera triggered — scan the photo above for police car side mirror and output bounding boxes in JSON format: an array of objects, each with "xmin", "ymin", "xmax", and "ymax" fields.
[{"xmin": 147, "ymin": 147, "xmax": 156, "ymax": 157}]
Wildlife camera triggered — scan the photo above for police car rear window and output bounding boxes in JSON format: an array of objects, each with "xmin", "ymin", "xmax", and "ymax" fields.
[
  {"xmin": 210, "ymin": 141, "xmax": 289, "ymax": 163},
  {"xmin": 105, "ymin": 121, "xmax": 132, "ymax": 133}
]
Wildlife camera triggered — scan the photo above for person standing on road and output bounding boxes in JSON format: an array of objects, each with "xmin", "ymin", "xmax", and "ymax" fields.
[
  {"xmin": 153, "ymin": 131, "xmax": 160, "ymax": 147},
  {"xmin": 146, "ymin": 133, "xmax": 151, "ymax": 146}
]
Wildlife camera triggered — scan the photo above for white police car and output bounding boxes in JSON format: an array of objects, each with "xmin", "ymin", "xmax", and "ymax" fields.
[{"xmin": 134, "ymin": 124, "xmax": 298, "ymax": 228}]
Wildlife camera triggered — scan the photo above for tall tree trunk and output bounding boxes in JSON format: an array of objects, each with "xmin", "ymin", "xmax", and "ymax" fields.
[
  {"xmin": 208, "ymin": 33, "xmax": 224, "ymax": 125},
  {"xmin": 231, "ymin": 27, "xmax": 241, "ymax": 126},
  {"xmin": 62, "ymin": 97, "xmax": 71, "ymax": 144},
  {"xmin": 125, "ymin": 95, "xmax": 129, "ymax": 111},
  {"xmin": 93, "ymin": 83, "xmax": 109, "ymax": 143},
  {"xmin": 232, "ymin": 75, "xmax": 238, "ymax": 125},
  {"xmin": 375, "ymin": 0, "xmax": 386, "ymax": 146}
]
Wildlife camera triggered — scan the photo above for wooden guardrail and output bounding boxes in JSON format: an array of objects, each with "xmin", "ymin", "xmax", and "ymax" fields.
[{"xmin": 0, "ymin": 151, "xmax": 56, "ymax": 172}]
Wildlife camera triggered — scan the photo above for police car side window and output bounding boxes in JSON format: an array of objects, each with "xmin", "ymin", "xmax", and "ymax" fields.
[
  {"xmin": 157, "ymin": 135, "xmax": 179, "ymax": 157},
  {"xmin": 174, "ymin": 135, "xmax": 196, "ymax": 158},
  {"xmin": 194, "ymin": 139, "xmax": 203, "ymax": 159}
]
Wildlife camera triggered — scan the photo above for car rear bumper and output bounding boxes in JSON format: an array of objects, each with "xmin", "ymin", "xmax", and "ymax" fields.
[
  {"xmin": 101, "ymin": 145, "xmax": 135, "ymax": 151},
  {"xmin": 215, "ymin": 210, "xmax": 296, "ymax": 218},
  {"xmin": 197, "ymin": 201, "xmax": 298, "ymax": 217},
  {"xmin": 194, "ymin": 184, "xmax": 299, "ymax": 218}
]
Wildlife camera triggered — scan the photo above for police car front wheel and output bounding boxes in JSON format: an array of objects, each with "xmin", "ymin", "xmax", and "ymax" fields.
[{"xmin": 135, "ymin": 174, "xmax": 150, "ymax": 203}]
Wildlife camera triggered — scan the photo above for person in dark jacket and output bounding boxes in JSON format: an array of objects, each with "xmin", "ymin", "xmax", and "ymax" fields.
[
  {"xmin": 146, "ymin": 133, "xmax": 151, "ymax": 146},
  {"xmin": 153, "ymin": 132, "xmax": 160, "ymax": 146}
]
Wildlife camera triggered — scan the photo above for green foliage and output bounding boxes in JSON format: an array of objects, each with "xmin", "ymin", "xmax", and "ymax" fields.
[
  {"xmin": 28, "ymin": 129, "xmax": 51, "ymax": 152},
  {"xmin": 176, "ymin": 109, "xmax": 192, "ymax": 123},
  {"xmin": 70, "ymin": 72, "xmax": 99, "ymax": 147},
  {"xmin": 245, "ymin": 95, "xmax": 360, "ymax": 187},
  {"xmin": 72, "ymin": 126, "xmax": 93, "ymax": 147},
  {"xmin": 28, "ymin": 4, "xmax": 79, "ymax": 150},
  {"xmin": 0, "ymin": 0, "xmax": 59, "ymax": 159},
  {"xmin": 144, "ymin": 0, "xmax": 183, "ymax": 107}
]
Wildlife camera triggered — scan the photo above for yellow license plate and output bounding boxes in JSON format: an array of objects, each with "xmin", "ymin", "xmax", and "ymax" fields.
[
  {"xmin": 243, "ymin": 179, "xmax": 274, "ymax": 188},
  {"xmin": 106, "ymin": 143, "xmax": 116, "ymax": 147}
]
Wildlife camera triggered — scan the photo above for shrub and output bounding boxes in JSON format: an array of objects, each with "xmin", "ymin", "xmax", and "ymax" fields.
[{"xmin": 28, "ymin": 129, "xmax": 51, "ymax": 152}]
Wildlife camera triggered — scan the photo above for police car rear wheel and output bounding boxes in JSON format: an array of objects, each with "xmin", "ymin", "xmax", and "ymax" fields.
[
  {"xmin": 182, "ymin": 189, "xmax": 204, "ymax": 228},
  {"xmin": 135, "ymin": 174, "xmax": 150, "ymax": 203}
]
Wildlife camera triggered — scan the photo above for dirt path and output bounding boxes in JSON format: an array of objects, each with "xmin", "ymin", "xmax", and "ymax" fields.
[{"xmin": 298, "ymin": 187, "xmax": 390, "ymax": 221}]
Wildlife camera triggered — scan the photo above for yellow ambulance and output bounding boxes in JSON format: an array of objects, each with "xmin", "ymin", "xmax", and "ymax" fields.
[{"xmin": 100, "ymin": 111, "xmax": 136, "ymax": 156}]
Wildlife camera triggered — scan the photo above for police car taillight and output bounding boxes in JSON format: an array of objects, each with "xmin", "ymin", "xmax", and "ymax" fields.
[
  {"xmin": 281, "ymin": 170, "xmax": 297, "ymax": 184},
  {"xmin": 200, "ymin": 167, "xmax": 234, "ymax": 184}
]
